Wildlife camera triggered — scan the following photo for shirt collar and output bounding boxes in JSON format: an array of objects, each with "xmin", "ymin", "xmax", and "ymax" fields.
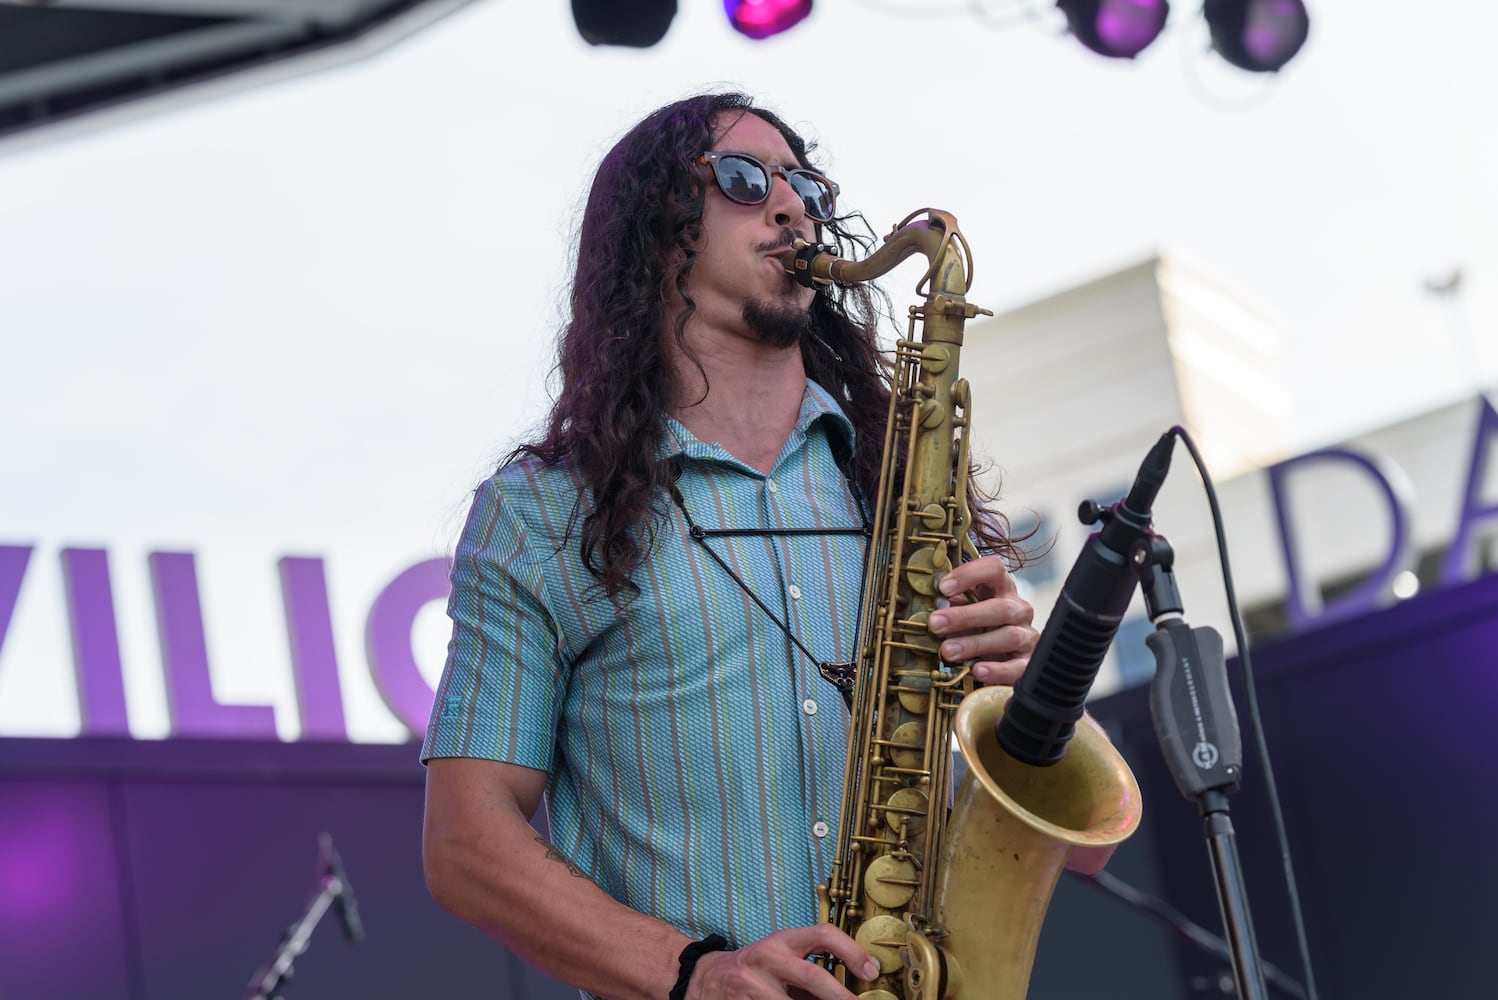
[{"xmin": 658, "ymin": 379, "xmax": 857, "ymax": 463}]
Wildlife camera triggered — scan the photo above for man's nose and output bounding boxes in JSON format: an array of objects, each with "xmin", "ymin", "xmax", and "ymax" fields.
[{"xmin": 764, "ymin": 173, "xmax": 806, "ymax": 230}]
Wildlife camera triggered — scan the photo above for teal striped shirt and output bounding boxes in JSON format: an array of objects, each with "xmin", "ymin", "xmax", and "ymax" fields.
[{"xmin": 423, "ymin": 381, "xmax": 867, "ymax": 952}]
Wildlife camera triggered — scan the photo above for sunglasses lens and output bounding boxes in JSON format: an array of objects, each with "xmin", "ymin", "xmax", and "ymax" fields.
[
  {"xmin": 708, "ymin": 154, "xmax": 836, "ymax": 221},
  {"xmin": 714, "ymin": 155, "xmax": 770, "ymax": 205},
  {"xmin": 789, "ymin": 172, "xmax": 836, "ymax": 222}
]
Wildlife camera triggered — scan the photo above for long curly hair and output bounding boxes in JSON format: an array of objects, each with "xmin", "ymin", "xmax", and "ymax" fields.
[{"xmin": 511, "ymin": 92, "xmax": 1017, "ymax": 600}]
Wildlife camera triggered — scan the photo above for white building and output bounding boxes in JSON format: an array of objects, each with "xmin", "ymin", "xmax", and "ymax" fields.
[{"xmin": 959, "ymin": 252, "xmax": 1497, "ymax": 695}]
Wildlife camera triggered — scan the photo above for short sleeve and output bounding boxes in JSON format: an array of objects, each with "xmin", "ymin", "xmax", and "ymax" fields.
[{"xmin": 420, "ymin": 476, "xmax": 567, "ymax": 769}]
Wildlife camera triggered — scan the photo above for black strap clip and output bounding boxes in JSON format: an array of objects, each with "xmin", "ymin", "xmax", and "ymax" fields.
[{"xmin": 816, "ymin": 660, "xmax": 855, "ymax": 693}]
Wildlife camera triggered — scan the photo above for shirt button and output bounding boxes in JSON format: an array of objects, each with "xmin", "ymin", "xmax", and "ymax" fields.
[
  {"xmin": 802, "ymin": 699, "xmax": 818, "ymax": 716},
  {"xmin": 766, "ymin": 480, "xmax": 780, "ymax": 494},
  {"xmin": 788, "ymin": 584, "xmax": 802, "ymax": 600},
  {"xmin": 813, "ymin": 821, "xmax": 830, "ymax": 838}
]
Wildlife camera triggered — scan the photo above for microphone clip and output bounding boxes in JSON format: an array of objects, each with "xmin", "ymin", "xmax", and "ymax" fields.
[{"xmin": 1139, "ymin": 535, "xmax": 1243, "ymax": 800}]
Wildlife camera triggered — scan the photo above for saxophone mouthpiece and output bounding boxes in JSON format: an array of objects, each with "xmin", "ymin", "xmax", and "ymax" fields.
[{"xmin": 782, "ymin": 239, "xmax": 839, "ymax": 288}]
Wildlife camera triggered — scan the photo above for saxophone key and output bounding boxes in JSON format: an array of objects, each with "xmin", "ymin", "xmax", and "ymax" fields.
[
  {"xmin": 904, "ymin": 544, "xmax": 949, "ymax": 594},
  {"xmin": 855, "ymin": 914, "xmax": 910, "ymax": 976},
  {"xmin": 902, "ymin": 931, "xmax": 959, "ymax": 1000},
  {"xmin": 888, "ymin": 722, "xmax": 925, "ymax": 771},
  {"xmin": 917, "ymin": 397, "xmax": 945, "ymax": 430},
  {"xmin": 883, "ymin": 787, "xmax": 929, "ymax": 840},
  {"xmin": 919, "ymin": 343, "xmax": 952, "ymax": 374},
  {"xmin": 862, "ymin": 855, "xmax": 917, "ymax": 909}
]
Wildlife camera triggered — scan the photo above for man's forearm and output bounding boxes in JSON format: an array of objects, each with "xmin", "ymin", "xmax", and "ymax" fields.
[{"xmin": 424, "ymin": 804, "xmax": 690, "ymax": 1000}]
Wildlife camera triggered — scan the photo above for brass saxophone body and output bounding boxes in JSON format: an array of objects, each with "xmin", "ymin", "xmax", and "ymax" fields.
[{"xmin": 783, "ymin": 210, "xmax": 1143, "ymax": 1000}]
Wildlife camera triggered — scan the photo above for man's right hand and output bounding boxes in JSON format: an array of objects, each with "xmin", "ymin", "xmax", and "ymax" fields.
[{"xmin": 686, "ymin": 924, "xmax": 881, "ymax": 1000}]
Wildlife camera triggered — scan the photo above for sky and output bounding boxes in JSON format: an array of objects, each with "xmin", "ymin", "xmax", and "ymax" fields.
[{"xmin": 0, "ymin": 0, "xmax": 1494, "ymax": 742}]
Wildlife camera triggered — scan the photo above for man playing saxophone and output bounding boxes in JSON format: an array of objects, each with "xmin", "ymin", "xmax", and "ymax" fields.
[{"xmin": 422, "ymin": 93, "xmax": 1059, "ymax": 1000}]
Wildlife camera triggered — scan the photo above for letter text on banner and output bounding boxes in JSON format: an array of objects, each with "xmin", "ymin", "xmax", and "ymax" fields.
[
  {"xmin": 279, "ymin": 556, "xmax": 349, "ymax": 741},
  {"xmin": 1267, "ymin": 448, "xmax": 1414, "ymax": 630},
  {"xmin": 365, "ymin": 557, "xmax": 450, "ymax": 740},
  {"xmin": 61, "ymin": 548, "xmax": 131, "ymax": 736},
  {"xmin": 1441, "ymin": 395, "xmax": 1498, "ymax": 586},
  {"xmin": 149, "ymin": 551, "xmax": 279, "ymax": 739}
]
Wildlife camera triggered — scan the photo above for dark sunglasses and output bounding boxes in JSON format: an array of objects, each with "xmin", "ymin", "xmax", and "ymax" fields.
[{"xmin": 698, "ymin": 151, "xmax": 840, "ymax": 223}]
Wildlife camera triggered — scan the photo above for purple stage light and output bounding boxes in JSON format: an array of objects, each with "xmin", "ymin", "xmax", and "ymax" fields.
[
  {"xmin": 1204, "ymin": 0, "xmax": 1310, "ymax": 72},
  {"xmin": 1057, "ymin": 0, "xmax": 1170, "ymax": 60},
  {"xmin": 0, "ymin": 790, "xmax": 96, "ymax": 924},
  {"xmin": 725, "ymin": 0, "xmax": 813, "ymax": 40}
]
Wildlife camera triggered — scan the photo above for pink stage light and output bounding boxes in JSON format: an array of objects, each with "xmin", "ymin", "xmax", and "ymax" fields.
[{"xmin": 725, "ymin": 0, "xmax": 813, "ymax": 40}]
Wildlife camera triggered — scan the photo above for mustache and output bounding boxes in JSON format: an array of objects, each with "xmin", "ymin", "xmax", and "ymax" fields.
[{"xmin": 756, "ymin": 227, "xmax": 805, "ymax": 254}]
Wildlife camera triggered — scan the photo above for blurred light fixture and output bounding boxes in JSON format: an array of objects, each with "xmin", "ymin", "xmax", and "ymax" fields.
[
  {"xmin": 725, "ymin": 0, "xmax": 813, "ymax": 40},
  {"xmin": 1391, "ymin": 570, "xmax": 1420, "ymax": 601},
  {"xmin": 572, "ymin": 0, "xmax": 677, "ymax": 47},
  {"xmin": 1203, "ymin": 0, "xmax": 1310, "ymax": 72},
  {"xmin": 1056, "ymin": 0, "xmax": 1170, "ymax": 60}
]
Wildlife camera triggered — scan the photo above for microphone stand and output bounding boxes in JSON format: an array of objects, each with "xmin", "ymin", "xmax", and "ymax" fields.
[
  {"xmin": 1136, "ymin": 535, "xmax": 1269, "ymax": 1000},
  {"xmin": 245, "ymin": 833, "xmax": 363, "ymax": 1000}
]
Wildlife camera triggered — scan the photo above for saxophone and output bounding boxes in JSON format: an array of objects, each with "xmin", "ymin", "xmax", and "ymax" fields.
[{"xmin": 782, "ymin": 210, "xmax": 1143, "ymax": 999}]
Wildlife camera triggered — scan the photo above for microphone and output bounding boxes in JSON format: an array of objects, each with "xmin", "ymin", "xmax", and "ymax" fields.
[
  {"xmin": 319, "ymin": 833, "xmax": 364, "ymax": 943},
  {"xmin": 995, "ymin": 431, "xmax": 1176, "ymax": 766}
]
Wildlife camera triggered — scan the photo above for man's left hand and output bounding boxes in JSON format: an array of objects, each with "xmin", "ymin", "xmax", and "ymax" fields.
[{"xmin": 927, "ymin": 554, "xmax": 1037, "ymax": 687}]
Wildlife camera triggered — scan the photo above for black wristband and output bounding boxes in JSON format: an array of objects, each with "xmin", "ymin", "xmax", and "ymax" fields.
[{"xmin": 668, "ymin": 933, "xmax": 730, "ymax": 1000}]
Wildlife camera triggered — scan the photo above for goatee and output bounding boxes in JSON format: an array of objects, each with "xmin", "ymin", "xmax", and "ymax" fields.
[{"xmin": 743, "ymin": 297, "xmax": 813, "ymax": 349}]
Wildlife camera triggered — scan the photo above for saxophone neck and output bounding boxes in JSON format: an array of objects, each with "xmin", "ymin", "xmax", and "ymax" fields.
[{"xmin": 779, "ymin": 209, "xmax": 974, "ymax": 299}]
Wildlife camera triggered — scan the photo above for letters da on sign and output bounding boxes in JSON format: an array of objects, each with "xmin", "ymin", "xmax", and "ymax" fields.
[{"xmin": 1267, "ymin": 394, "xmax": 1498, "ymax": 630}]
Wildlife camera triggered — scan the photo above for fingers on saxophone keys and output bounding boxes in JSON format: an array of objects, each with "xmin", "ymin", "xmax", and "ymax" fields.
[
  {"xmin": 927, "ymin": 607, "xmax": 977, "ymax": 635},
  {"xmin": 927, "ymin": 598, "xmax": 1031, "ymax": 637},
  {"xmin": 939, "ymin": 622, "xmax": 1038, "ymax": 663},
  {"xmin": 938, "ymin": 554, "xmax": 1017, "ymax": 599},
  {"xmin": 974, "ymin": 658, "xmax": 1027, "ymax": 686}
]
